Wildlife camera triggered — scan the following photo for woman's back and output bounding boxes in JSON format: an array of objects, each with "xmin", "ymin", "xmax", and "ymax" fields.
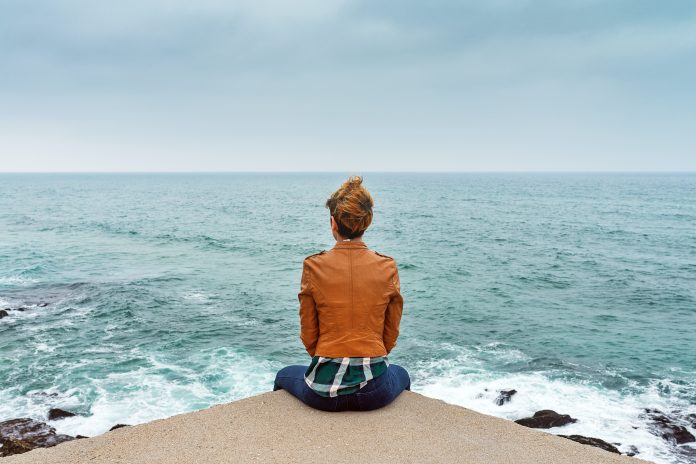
[{"xmin": 300, "ymin": 240, "xmax": 403, "ymax": 358}]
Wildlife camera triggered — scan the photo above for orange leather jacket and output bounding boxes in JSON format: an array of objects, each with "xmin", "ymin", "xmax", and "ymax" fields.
[{"xmin": 298, "ymin": 240, "xmax": 404, "ymax": 358}]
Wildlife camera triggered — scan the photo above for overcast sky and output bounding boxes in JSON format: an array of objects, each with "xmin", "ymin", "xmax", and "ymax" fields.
[{"xmin": 1, "ymin": 0, "xmax": 695, "ymax": 172}]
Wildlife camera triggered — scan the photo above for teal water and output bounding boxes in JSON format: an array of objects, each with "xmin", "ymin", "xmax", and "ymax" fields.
[{"xmin": 1, "ymin": 173, "xmax": 694, "ymax": 462}]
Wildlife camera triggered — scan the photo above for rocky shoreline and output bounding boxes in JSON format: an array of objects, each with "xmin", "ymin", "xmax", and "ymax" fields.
[
  {"xmin": 1, "ymin": 304, "xmax": 694, "ymax": 462},
  {"xmin": 1, "ymin": 387, "xmax": 694, "ymax": 460},
  {"xmin": 0, "ymin": 408, "xmax": 129, "ymax": 458},
  {"xmin": 501, "ymin": 389, "xmax": 696, "ymax": 462}
]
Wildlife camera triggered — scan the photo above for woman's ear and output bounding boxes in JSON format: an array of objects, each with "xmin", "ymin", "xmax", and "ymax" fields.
[{"xmin": 330, "ymin": 216, "xmax": 339, "ymax": 239}]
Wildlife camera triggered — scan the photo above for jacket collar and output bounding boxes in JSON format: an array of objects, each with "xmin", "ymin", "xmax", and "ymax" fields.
[{"xmin": 332, "ymin": 240, "xmax": 368, "ymax": 249}]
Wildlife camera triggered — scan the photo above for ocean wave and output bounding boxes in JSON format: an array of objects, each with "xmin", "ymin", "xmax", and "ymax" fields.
[
  {"xmin": 0, "ymin": 348, "xmax": 281, "ymax": 439},
  {"xmin": 154, "ymin": 233, "xmax": 244, "ymax": 252}
]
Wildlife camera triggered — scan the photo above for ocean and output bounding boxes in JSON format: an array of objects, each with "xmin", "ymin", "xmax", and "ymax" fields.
[{"xmin": 1, "ymin": 173, "xmax": 694, "ymax": 463}]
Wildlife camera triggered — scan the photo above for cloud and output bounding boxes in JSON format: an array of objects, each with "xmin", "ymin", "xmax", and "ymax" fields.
[
  {"xmin": 3, "ymin": 0, "xmax": 694, "ymax": 88},
  {"xmin": 1, "ymin": 0, "xmax": 695, "ymax": 171}
]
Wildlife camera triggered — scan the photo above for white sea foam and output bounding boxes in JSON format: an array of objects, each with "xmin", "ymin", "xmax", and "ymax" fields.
[
  {"xmin": 411, "ymin": 344, "xmax": 696, "ymax": 464},
  {"xmin": 15, "ymin": 303, "xmax": 97, "ymax": 328},
  {"xmin": 0, "ymin": 386, "xmax": 81, "ymax": 427},
  {"xmin": 33, "ymin": 342, "xmax": 57, "ymax": 353},
  {"xmin": 1, "ymin": 348, "xmax": 281, "ymax": 438},
  {"xmin": 181, "ymin": 290, "xmax": 210, "ymax": 303},
  {"xmin": 0, "ymin": 275, "xmax": 39, "ymax": 286}
]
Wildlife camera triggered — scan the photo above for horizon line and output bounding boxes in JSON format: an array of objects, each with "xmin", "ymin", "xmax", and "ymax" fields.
[{"xmin": 1, "ymin": 170, "xmax": 695, "ymax": 174}]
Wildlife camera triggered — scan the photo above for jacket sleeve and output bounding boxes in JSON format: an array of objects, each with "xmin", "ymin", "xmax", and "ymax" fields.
[
  {"xmin": 383, "ymin": 261, "xmax": 404, "ymax": 354},
  {"xmin": 298, "ymin": 261, "xmax": 319, "ymax": 357}
]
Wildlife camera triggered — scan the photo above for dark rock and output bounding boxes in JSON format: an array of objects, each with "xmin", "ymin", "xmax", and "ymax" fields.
[
  {"xmin": 558, "ymin": 435, "xmax": 620, "ymax": 454},
  {"xmin": 0, "ymin": 310, "xmax": 8, "ymax": 319},
  {"xmin": 643, "ymin": 408, "xmax": 695, "ymax": 444},
  {"xmin": 48, "ymin": 408, "xmax": 77, "ymax": 421},
  {"xmin": 16, "ymin": 307, "xmax": 27, "ymax": 312},
  {"xmin": 671, "ymin": 427, "xmax": 696, "ymax": 444},
  {"xmin": 75, "ymin": 435, "xmax": 89, "ymax": 439},
  {"xmin": 672, "ymin": 425, "xmax": 696, "ymax": 445},
  {"xmin": 494, "ymin": 389, "xmax": 517, "ymax": 406},
  {"xmin": 0, "ymin": 418, "xmax": 74, "ymax": 457},
  {"xmin": 626, "ymin": 445, "xmax": 639, "ymax": 456},
  {"xmin": 0, "ymin": 437, "xmax": 33, "ymax": 456},
  {"xmin": 109, "ymin": 424, "xmax": 130, "ymax": 431},
  {"xmin": 38, "ymin": 303, "xmax": 49, "ymax": 307},
  {"xmin": 515, "ymin": 410, "xmax": 578, "ymax": 429}
]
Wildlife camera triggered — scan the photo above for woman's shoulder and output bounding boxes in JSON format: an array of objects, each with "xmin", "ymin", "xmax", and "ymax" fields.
[
  {"xmin": 372, "ymin": 250, "xmax": 395, "ymax": 261},
  {"xmin": 303, "ymin": 250, "xmax": 327, "ymax": 262}
]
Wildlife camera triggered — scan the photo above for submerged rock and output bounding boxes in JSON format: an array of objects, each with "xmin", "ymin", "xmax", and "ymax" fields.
[
  {"xmin": 494, "ymin": 389, "xmax": 517, "ymax": 406},
  {"xmin": 675, "ymin": 445, "xmax": 696, "ymax": 462},
  {"xmin": 48, "ymin": 408, "xmax": 77, "ymax": 421},
  {"xmin": 558, "ymin": 435, "xmax": 620, "ymax": 454},
  {"xmin": 0, "ymin": 418, "xmax": 74, "ymax": 457},
  {"xmin": 644, "ymin": 408, "xmax": 695, "ymax": 444},
  {"xmin": 29, "ymin": 391, "xmax": 59, "ymax": 398},
  {"xmin": 514, "ymin": 410, "xmax": 577, "ymax": 429},
  {"xmin": 625, "ymin": 445, "xmax": 640, "ymax": 456},
  {"xmin": 109, "ymin": 424, "xmax": 130, "ymax": 431},
  {"xmin": 0, "ymin": 303, "xmax": 50, "ymax": 318}
]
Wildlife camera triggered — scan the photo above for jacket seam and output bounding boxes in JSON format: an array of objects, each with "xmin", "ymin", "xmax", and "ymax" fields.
[{"xmin": 349, "ymin": 249, "xmax": 354, "ymax": 330}]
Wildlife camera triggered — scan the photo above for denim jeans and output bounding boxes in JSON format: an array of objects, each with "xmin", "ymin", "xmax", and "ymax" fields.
[{"xmin": 273, "ymin": 363, "xmax": 411, "ymax": 412}]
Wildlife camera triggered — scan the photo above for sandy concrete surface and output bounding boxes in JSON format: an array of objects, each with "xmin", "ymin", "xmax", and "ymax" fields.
[{"xmin": 3, "ymin": 391, "xmax": 652, "ymax": 464}]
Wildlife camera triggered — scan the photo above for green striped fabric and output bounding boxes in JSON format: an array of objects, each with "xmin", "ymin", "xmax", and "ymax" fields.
[{"xmin": 304, "ymin": 356, "xmax": 389, "ymax": 398}]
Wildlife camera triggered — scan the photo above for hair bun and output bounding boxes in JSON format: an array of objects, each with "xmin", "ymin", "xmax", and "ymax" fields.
[{"xmin": 325, "ymin": 176, "xmax": 374, "ymax": 239}]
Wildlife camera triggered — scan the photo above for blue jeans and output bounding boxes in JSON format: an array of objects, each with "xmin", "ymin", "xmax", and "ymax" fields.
[{"xmin": 273, "ymin": 363, "xmax": 411, "ymax": 412}]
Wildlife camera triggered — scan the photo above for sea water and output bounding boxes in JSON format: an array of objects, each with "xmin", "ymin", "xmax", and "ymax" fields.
[{"xmin": 1, "ymin": 173, "xmax": 694, "ymax": 463}]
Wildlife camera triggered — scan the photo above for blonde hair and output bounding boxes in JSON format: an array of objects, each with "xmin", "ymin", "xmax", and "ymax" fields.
[{"xmin": 325, "ymin": 176, "xmax": 374, "ymax": 239}]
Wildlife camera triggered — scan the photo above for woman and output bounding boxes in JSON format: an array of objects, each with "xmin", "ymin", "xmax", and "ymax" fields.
[{"xmin": 273, "ymin": 176, "xmax": 411, "ymax": 412}]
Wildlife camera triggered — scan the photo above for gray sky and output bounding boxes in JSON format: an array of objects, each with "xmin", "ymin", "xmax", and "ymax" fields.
[{"xmin": 1, "ymin": 0, "xmax": 695, "ymax": 172}]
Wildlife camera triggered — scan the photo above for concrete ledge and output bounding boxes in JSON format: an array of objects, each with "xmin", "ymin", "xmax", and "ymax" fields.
[{"xmin": 2, "ymin": 391, "xmax": 652, "ymax": 463}]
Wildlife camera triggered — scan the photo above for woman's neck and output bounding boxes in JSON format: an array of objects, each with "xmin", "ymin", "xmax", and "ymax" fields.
[{"xmin": 336, "ymin": 235, "xmax": 364, "ymax": 243}]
